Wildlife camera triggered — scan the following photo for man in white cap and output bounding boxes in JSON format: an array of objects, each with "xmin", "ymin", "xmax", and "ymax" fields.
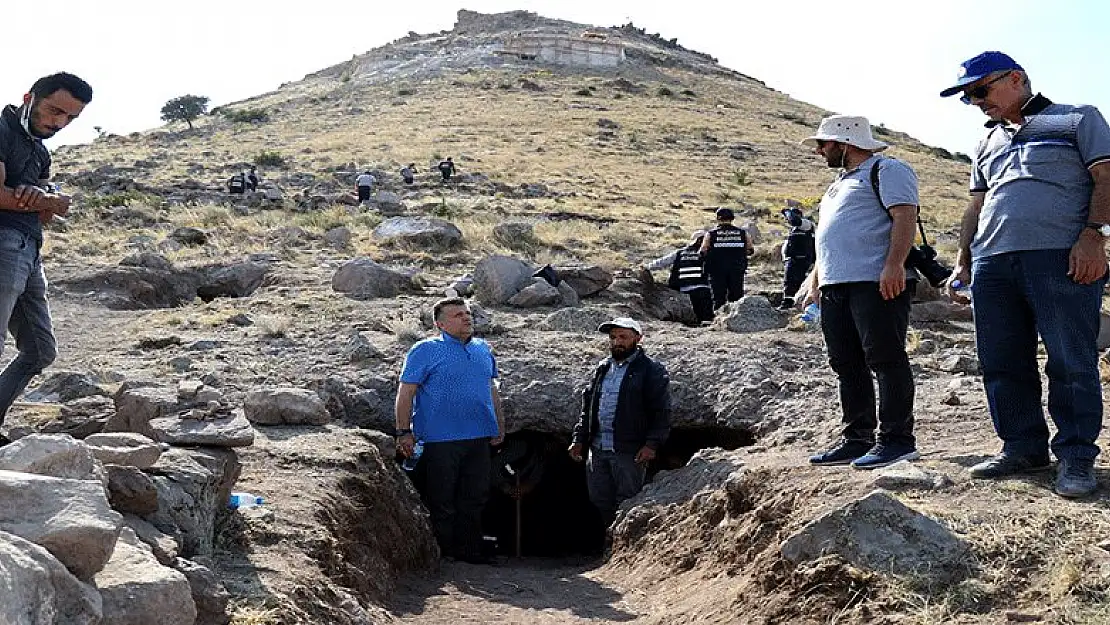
[
  {"xmin": 799, "ymin": 115, "xmax": 921, "ymax": 470},
  {"xmin": 643, "ymin": 229, "xmax": 714, "ymax": 323},
  {"xmin": 569, "ymin": 317, "xmax": 671, "ymax": 532},
  {"xmin": 940, "ymin": 52, "xmax": 1110, "ymax": 497}
]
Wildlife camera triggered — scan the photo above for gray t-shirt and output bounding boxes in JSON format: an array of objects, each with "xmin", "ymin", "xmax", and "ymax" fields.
[
  {"xmin": 816, "ymin": 154, "xmax": 919, "ymax": 285},
  {"xmin": 970, "ymin": 96, "xmax": 1110, "ymax": 259}
]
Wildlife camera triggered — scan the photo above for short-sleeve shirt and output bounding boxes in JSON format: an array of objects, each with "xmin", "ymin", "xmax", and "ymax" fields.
[
  {"xmin": 0, "ymin": 105, "xmax": 50, "ymax": 241},
  {"xmin": 969, "ymin": 95, "xmax": 1110, "ymax": 259},
  {"xmin": 816, "ymin": 154, "xmax": 919, "ymax": 285},
  {"xmin": 356, "ymin": 173, "xmax": 375, "ymax": 187},
  {"xmin": 399, "ymin": 332, "xmax": 499, "ymax": 443}
]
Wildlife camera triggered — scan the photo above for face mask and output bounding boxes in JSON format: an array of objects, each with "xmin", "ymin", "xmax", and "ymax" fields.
[{"xmin": 19, "ymin": 95, "xmax": 34, "ymax": 137}]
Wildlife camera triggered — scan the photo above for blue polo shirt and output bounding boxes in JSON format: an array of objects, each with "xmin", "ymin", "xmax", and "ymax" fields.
[
  {"xmin": 400, "ymin": 332, "xmax": 499, "ymax": 443},
  {"xmin": 970, "ymin": 94, "xmax": 1110, "ymax": 259}
]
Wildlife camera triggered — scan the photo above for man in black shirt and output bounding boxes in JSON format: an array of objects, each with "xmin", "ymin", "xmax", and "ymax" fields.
[
  {"xmin": 0, "ymin": 72, "xmax": 92, "ymax": 443},
  {"xmin": 700, "ymin": 207, "xmax": 755, "ymax": 309}
]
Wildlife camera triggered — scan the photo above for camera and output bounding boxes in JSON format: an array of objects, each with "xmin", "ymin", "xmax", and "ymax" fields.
[{"xmin": 905, "ymin": 243, "xmax": 951, "ymax": 288}]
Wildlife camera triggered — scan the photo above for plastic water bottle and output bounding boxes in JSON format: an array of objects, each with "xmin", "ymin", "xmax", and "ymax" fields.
[
  {"xmin": 402, "ymin": 440, "xmax": 424, "ymax": 471},
  {"xmin": 951, "ymin": 279, "xmax": 972, "ymax": 302},
  {"xmin": 799, "ymin": 303, "xmax": 820, "ymax": 324},
  {"xmin": 229, "ymin": 492, "xmax": 264, "ymax": 509}
]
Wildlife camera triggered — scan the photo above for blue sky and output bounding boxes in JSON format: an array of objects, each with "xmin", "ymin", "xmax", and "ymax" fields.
[{"xmin": 4, "ymin": 0, "xmax": 1107, "ymax": 155}]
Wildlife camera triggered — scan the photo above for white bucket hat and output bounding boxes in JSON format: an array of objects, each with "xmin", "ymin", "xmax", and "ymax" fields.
[{"xmin": 801, "ymin": 115, "xmax": 888, "ymax": 152}]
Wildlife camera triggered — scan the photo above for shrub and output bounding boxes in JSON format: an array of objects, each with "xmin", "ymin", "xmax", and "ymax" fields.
[
  {"xmin": 81, "ymin": 190, "xmax": 158, "ymax": 209},
  {"xmin": 681, "ymin": 89, "xmax": 697, "ymax": 97},
  {"xmin": 573, "ymin": 88, "xmax": 592, "ymax": 97},
  {"xmin": 255, "ymin": 151, "xmax": 286, "ymax": 168},
  {"xmin": 224, "ymin": 108, "xmax": 269, "ymax": 123},
  {"xmin": 657, "ymin": 86, "xmax": 675, "ymax": 97}
]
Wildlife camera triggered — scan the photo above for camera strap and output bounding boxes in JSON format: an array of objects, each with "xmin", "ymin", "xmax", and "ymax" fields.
[{"xmin": 869, "ymin": 158, "xmax": 931, "ymax": 247}]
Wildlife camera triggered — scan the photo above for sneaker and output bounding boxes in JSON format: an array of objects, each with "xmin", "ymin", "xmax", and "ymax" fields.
[
  {"xmin": 1055, "ymin": 458, "xmax": 1097, "ymax": 498},
  {"xmin": 968, "ymin": 453, "xmax": 1051, "ymax": 479},
  {"xmin": 851, "ymin": 444, "xmax": 920, "ymax": 470},
  {"xmin": 809, "ymin": 441, "xmax": 872, "ymax": 466}
]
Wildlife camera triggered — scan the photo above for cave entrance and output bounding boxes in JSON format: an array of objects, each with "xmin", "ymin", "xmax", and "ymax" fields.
[{"xmin": 403, "ymin": 426, "xmax": 754, "ymax": 559}]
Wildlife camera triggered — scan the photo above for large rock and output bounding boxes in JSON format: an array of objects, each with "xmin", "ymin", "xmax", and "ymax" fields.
[
  {"xmin": 714, "ymin": 296, "xmax": 787, "ymax": 333},
  {"xmin": 84, "ymin": 432, "xmax": 163, "ymax": 469},
  {"xmin": 911, "ymin": 300, "xmax": 974, "ymax": 323},
  {"xmin": 147, "ymin": 450, "xmax": 222, "ymax": 557},
  {"xmin": 150, "ymin": 411, "xmax": 255, "ymax": 447},
  {"xmin": 95, "ymin": 528, "xmax": 197, "ymax": 625},
  {"xmin": 244, "ymin": 387, "xmax": 330, "ymax": 426},
  {"xmin": 473, "ymin": 255, "xmax": 535, "ymax": 305},
  {"xmin": 169, "ymin": 226, "xmax": 208, "ymax": 246},
  {"xmin": 0, "ymin": 530, "xmax": 103, "ymax": 625},
  {"xmin": 640, "ymin": 280, "xmax": 698, "ymax": 325},
  {"xmin": 108, "ymin": 383, "xmax": 180, "ymax": 439},
  {"xmin": 554, "ymin": 265, "xmax": 614, "ymax": 297},
  {"xmin": 24, "ymin": 371, "xmax": 110, "ymax": 403},
  {"xmin": 196, "ymin": 261, "xmax": 269, "ymax": 301},
  {"xmin": 780, "ymin": 490, "xmax": 969, "ymax": 581},
  {"xmin": 52, "ymin": 266, "xmax": 198, "ymax": 310},
  {"xmin": 40, "ymin": 396, "xmax": 114, "ymax": 438},
  {"xmin": 331, "ymin": 257, "xmax": 418, "ymax": 300},
  {"xmin": 507, "ymin": 277, "xmax": 562, "ymax": 308},
  {"xmin": 123, "ymin": 514, "xmax": 180, "ymax": 566},
  {"xmin": 373, "ymin": 216, "xmax": 463, "ymax": 249},
  {"xmin": 105, "ymin": 464, "xmax": 159, "ymax": 515},
  {"xmin": 174, "ymin": 557, "xmax": 231, "ymax": 625},
  {"xmin": 0, "ymin": 434, "xmax": 98, "ymax": 480},
  {"xmin": 371, "ymin": 191, "xmax": 405, "ymax": 215},
  {"xmin": 0, "ymin": 470, "xmax": 123, "ymax": 581}
]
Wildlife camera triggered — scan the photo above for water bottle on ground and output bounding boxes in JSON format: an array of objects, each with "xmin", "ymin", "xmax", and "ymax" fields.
[
  {"xmin": 799, "ymin": 303, "xmax": 820, "ymax": 325},
  {"xmin": 229, "ymin": 492, "xmax": 264, "ymax": 509},
  {"xmin": 402, "ymin": 440, "xmax": 424, "ymax": 471}
]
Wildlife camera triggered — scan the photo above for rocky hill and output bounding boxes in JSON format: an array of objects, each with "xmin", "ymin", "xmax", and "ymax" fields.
[{"xmin": 3, "ymin": 8, "xmax": 1109, "ymax": 625}]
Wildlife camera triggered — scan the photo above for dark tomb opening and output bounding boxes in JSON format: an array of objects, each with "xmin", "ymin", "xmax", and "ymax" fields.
[{"xmin": 401, "ymin": 426, "xmax": 754, "ymax": 559}]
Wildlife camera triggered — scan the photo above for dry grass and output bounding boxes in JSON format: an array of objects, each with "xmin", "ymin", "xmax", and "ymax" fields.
[{"xmin": 229, "ymin": 606, "xmax": 280, "ymax": 625}]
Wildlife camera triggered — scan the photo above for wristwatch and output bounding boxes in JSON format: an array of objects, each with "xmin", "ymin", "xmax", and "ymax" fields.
[
  {"xmin": 1086, "ymin": 222, "xmax": 1110, "ymax": 237},
  {"xmin": 395, "ymin": 428, "xmax": 413, "ymax": 437}
]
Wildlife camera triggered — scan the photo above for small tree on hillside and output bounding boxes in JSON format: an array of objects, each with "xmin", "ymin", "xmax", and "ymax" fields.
[{"xmin": 160, "ymin": 95, "xmax": 210, "ymax": 130}]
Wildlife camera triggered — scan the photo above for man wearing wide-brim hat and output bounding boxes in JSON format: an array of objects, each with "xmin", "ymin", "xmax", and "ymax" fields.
[
  {"xmin": 798, "ymin": 114, "xmax": 922, "ymax": 470},
  {"xmin": 939, "ymin": 51, "xmax": 1110, "ymax": 497}
]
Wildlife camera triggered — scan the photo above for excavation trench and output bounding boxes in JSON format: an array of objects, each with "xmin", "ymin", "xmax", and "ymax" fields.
[{"xmin": 404, "ymin": 426, "xmax": 754, "ymax": 558}]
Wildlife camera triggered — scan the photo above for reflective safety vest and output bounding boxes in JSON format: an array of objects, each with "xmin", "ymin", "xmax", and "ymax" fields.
[
  {"xmin": 706, "ymin": 225, "xmax": 748, "ymax": 268},
  {"xmin": 668, "ymin": 247, "xmax": 707, "ymax": 290}
]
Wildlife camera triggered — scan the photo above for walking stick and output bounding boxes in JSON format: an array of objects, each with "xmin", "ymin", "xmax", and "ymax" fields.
[{"xmin": 515, "ymin": 473, "xmax": 523, "ymax": 559}]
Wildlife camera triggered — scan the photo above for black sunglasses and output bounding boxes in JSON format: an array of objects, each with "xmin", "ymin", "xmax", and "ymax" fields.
[{"xmin": 961, "ymin": 71, "xmax": 1012, "ymax": 104}]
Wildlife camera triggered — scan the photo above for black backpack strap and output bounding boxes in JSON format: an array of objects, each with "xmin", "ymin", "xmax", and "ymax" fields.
[{"xmin": 869, "ymin": 157, "xmax": 931, "ymax": 246}]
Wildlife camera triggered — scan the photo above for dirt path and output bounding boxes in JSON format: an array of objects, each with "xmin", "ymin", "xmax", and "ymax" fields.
[{"xmin": 390, "ymin": 559, "xmax": 646, "ymax": 625}]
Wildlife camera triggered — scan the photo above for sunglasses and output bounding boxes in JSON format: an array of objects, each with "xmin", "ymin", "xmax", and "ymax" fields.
[{"xmin": 960, "ymin": 71, "xmax": 1012, "ymax": 105}]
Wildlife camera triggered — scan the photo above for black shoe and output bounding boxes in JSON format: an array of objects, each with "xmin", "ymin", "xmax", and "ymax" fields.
[
  {"xmin": 968, "ymin": 453, "xmax": 1051, "ymax": 479},
  {"xmin": 809, "ymin": 441, "xmax": 872, "ymax": 466}
]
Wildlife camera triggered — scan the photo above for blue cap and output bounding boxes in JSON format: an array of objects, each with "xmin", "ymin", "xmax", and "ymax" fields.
[{"xmin": 939, "ymin": 51, "xmax": 1024, "ymax": 98}]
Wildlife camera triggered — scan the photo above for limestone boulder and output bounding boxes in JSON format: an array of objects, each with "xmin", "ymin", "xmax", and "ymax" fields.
[
  {"xmin": 0, "ymin": 530, "xmax": 103, "ymax": 625},
  {"xmin": 780, "ymin": 490, "xmax": 969, "ymax": 581},
  {"xmin": 84, "ymin": 432, "xmax": 163, "ymax": 469},
  {"xmin": 244, "ymin": 387, "xmax": 330, "ymax": 426},
  {"xmin": 373, "ymin": 216, "xmax": 462, "ymax": 249},
  {"xmin": 95, "ymin": 528, "xmax": 197, "ymax": 625},
  {"xmin": 0, "ymin": 434, "xmax": 98, "ymax": 480},
  {"xmin": 149, "ymin": 411, "xmax": 255, "ymax": 447},
  {"xmin": 714, "ymin": 296, "xmax": 787, "ymax": 333},
  {"xmin": 473, "ymin": 255, "xmax": 535, "ymax": 305},
  {"xmin": 331, "ymin": 257, "xmax": 418, "ymax": 300},
  {"xmin": 507, "ymin": 277, "xmax": 562, "ymax": 308},
  {"xmin": 0, "ymin": 470, "xmax": 123, "ymax": 581}
]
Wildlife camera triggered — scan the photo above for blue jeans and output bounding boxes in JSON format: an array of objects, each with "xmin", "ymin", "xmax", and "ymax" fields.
[
  {"xmin": 971, "ymin": 249, "xmax": 1106, "ymax": 462},
  {"xmin": 0, "ymin": 228, "xmax": 56, "ymax": 427},
  {"xmin": 586, "ymin": 447, "xmax": 646, "ymax": 529}
]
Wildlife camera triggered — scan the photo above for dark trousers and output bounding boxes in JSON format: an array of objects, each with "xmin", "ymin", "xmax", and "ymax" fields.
[
  {"xmin": 422, "ymin": 437, "xmax": 491, "ymax": 558},
  {"xmin": 708, "ymin": 266, "xmax": 746, "ymax": 309},
  {"xmin": 586, "ymin": 447, "xmax": 646, "ymax": 530},
  {"xmin": 687, "ymin": 288, "xmax": 715, "ymax": 322},
  {"xmin": 820, "ymin": 282, "xmax": 915, "ymax": 448},
  {"xmin": 971, "ymin": 249, "xmax": 1106, "ymax": 461},
  {"xmin": 357, "ymin": 186, "xmax": 371, "ymax": 202},
  {"xmin": 783, "ymin": 257, "xmax": 813, "ymax": 300}
]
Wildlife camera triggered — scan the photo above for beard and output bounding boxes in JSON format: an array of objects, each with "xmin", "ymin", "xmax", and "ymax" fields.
[{"xmin": 610, "ymin": 344, "xmax": 637, "ymax": 361}]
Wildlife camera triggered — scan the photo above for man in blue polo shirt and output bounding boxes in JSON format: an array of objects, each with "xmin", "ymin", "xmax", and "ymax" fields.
[
  {"xmin": 941, "ymin": 52, "xmax": 1110, "ymax": 497},
  {"xmin": 0, "ymin": 72, "xmax": 92, "ymax": 445},
  {"xmin": 395, "ymin": 297, "xmax": 504, "ymax": 563}
]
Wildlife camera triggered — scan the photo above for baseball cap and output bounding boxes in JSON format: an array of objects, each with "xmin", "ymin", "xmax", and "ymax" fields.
[
  {"xmin": 598, "ymin": 317, "xmax": 642, "ymax": 335},
  {"xmin": 939, "ymin": 51, "xmax": 1024, "ymax": 98},
  {"xmin": 715, "ymin": 207, "xmax": 735, "ymax": 220}
]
